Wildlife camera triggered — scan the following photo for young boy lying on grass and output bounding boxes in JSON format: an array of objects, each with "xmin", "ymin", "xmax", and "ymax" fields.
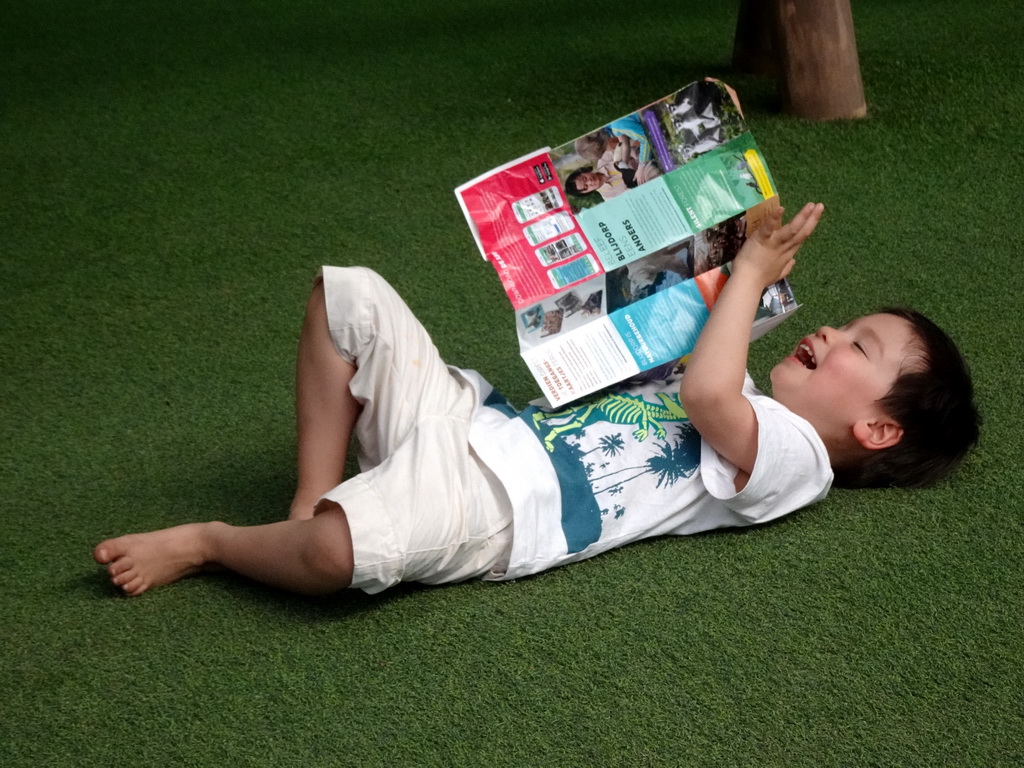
[{"xmin": 94, "ymin": 203, "xmax": 980, "ymax": 597}]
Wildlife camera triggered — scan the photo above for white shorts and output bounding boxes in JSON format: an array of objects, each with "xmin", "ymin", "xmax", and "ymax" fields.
[{"xmin": 313, "ymin": 266, "xmax": 513, "ymax": 594}]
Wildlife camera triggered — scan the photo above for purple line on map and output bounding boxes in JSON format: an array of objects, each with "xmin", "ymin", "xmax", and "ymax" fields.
[{"xmin": 642, "ymin": 109, "xmax": 675, "ymax": 173}]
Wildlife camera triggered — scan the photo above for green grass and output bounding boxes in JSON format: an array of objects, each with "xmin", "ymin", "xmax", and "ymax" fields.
[{"xmin": 3, "ymin": 0, "xmax": 1022, "ymax": 764}]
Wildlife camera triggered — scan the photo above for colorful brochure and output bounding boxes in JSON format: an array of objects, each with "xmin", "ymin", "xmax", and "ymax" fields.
[{"xmin": 456, "ymin": 80, "xmax": 797, "ymax": 406}]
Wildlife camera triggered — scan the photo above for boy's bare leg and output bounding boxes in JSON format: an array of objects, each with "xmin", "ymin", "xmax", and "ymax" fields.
[
  {"xmin": 93, "ymin": 507, "xmax": 354, "ymax": 597},
  {"xmin": 291, "ymin": 279, "xmax": 362, "ymax": 520},
  {"xmin": 93, "ymin": 279, "xmax": 362, "ymax": 597}
]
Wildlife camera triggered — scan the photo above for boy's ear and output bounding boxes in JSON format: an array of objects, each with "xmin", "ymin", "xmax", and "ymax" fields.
[{"xmin": 852, "ymin": 418, "xmax": 904, "ymax": 451}]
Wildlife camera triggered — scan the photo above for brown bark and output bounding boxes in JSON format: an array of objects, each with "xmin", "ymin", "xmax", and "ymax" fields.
[
  {"xmin": 732, "ymin": 0, "xmax": 867, "ymax": 121},
  {"xmin": 773, "ymin": 0, "xmax": 867, "ymax": 119}
]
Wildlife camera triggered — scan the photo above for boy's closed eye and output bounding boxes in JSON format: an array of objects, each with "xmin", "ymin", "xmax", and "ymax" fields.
[{"xmin": 843, "ymin": 321, "xmax": 882, "ymax": 358}]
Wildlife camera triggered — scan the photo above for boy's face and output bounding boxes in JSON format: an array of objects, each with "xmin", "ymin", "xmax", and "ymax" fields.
[{"xmin": 770, "ymin": 313, "xmax": 918, "ymax": 444}]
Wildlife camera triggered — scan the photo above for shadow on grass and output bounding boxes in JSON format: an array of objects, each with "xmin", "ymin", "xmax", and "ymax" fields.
[{"xmin": 230, "ymin": 576, "xmax": 430, "ymax": 622}]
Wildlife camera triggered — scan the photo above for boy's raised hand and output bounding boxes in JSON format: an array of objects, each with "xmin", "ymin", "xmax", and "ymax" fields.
[
  {"xmin": 734, "ymin": 202, "xmax": 824, "ymax": 289},
  {"xmin": 679, "ymin": 201, "xmax": 823, "ymax": 485}
]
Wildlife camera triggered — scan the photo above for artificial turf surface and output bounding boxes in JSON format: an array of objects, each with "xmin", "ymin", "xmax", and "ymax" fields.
[{"xmin": 3, "ymin": 0, "xmax": 1022, "ymax": 764}]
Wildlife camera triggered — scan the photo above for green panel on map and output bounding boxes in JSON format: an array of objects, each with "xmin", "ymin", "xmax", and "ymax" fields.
[{"xmin": 661, "ymin": 133, "xmax": 774, "ymax": 233}]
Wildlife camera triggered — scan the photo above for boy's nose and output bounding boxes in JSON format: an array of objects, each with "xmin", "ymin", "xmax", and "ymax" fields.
[{"xmin": 816, "ymin": 325, "xmax": 849, "ymax": 348}]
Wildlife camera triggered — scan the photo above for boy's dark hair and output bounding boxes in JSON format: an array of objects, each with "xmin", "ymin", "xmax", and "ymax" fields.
[{"xmin": 834, "ymin": 307, "xmax": 980, "ymax": 489}]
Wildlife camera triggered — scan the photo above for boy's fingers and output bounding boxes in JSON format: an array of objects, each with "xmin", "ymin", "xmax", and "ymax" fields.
[
  {"xmin": 794, "ymin": 203, "xmax": 824, "ymax": 241},
  {"xmin": 777, "ymin": 202, "xmax": 823, "ymax": 245},
  {"xmin": 785, "ymin": 202, "xmax": 818, "ymax": 231}
]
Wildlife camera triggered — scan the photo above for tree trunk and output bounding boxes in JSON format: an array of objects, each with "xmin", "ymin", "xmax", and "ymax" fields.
[
  {"xmin": 772, "ymin": 0, "xmax": 867, "ymax": 120},
  {"xmin": 732, "ymin": 0, "xmax": 777, "ymax": 76}
]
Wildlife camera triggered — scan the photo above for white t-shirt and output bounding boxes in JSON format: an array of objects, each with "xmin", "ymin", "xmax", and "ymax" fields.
[{"xmin": 455, "ymin": 369, "xmax": 833, "ymax": 581}]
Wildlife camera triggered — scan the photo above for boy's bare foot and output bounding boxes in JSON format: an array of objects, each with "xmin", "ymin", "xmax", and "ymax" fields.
[{"xmin": 93, "ymin": 523, "xmax": 219, "ymax": 597}]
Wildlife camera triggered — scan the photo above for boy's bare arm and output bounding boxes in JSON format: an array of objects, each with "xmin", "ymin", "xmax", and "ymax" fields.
[{"xmin": 679, "ymin": 202, "xmax": 823, "ymax": 482}]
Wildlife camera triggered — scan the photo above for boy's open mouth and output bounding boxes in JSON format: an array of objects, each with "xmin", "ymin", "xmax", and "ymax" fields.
[{"xmin": 795, "ymin": 341, "xmax": 817, "ymax": 369}]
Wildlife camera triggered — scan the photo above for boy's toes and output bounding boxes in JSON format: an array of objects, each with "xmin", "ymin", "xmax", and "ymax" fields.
[
  {"xmin": 107, "ymin": 556, "xmax": 134, "ymax": 578},
  {"xmin": 122, "ymin": 576, "xmax": 147, "ymax": 596},
  {"xmin": 94, "ymin": 537, "xmax": 128, "ymax": 565}
]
